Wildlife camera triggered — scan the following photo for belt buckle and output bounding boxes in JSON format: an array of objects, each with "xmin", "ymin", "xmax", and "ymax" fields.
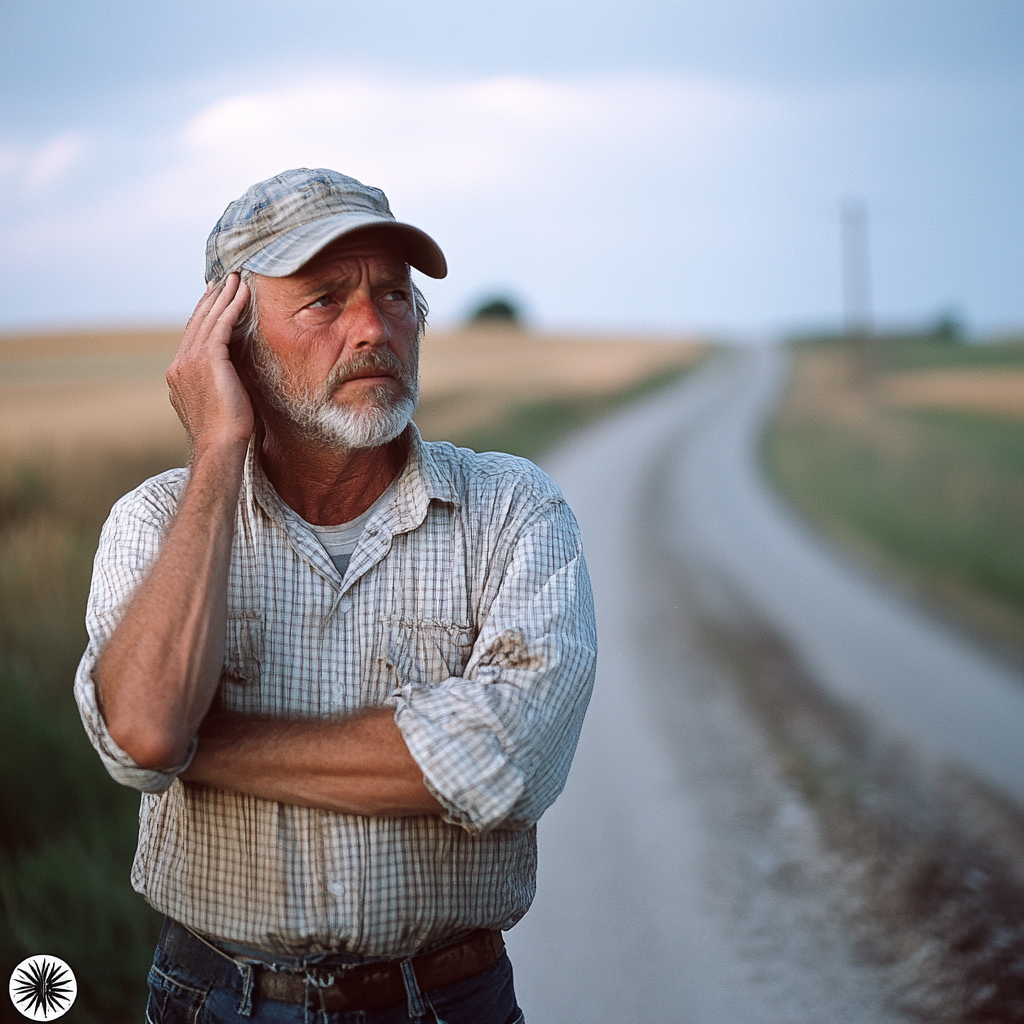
[
  {"xmin": 303, "ymin": 967, "xmax": 341, "ymax": 1012},
  {"xmin": 305, "ymin": 966, "xmax": 339, "ymax": 989}
]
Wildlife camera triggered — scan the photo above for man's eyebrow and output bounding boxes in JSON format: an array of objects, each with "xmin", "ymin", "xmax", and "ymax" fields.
[
  {"xmin": 296, "ymin": 263, "xmax": 410, "ymax": 300},
  {"xmin": 378, "ymin": 271, "xmax": 413, "ymax": 290},
  {"xmin": 294, "ymin": 271, "xmax": 357, "ymax": 301}
]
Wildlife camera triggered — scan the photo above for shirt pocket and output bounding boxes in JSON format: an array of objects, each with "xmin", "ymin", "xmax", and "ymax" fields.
[
  {"xmin": 367, "ymin": 617, "xmax": 475, "ymax": 703},
  {"xmin": 221, "ymin": 611, "xmax": 264, "ymax": 690}
]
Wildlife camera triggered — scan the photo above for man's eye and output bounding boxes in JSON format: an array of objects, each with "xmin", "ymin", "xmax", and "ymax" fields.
[
  {"xmin": 383, "ymin": 290, "xmax": 408, "ymax": 302},
  {"xmin": 308, "ymin": 295, "xmax": 332, "ymax": 309}
]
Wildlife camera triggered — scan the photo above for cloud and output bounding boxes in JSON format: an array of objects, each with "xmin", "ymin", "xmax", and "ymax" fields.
[
  {"xmin": 1, "ymin": 71, "xmax": 1019, "ymax": 331},
  {"xmin": 2, "ymin": 72, "xmax": 770, "ymax": 265},
  {"xmin": 0, "ymin": 131, "xmax": 88, "ymax": 194},
  {"xmin": 173, "ymin": 73, "xmax": 764, "ymax": 201}
]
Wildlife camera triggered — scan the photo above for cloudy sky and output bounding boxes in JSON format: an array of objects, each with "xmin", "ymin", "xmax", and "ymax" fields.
[{"xmin": 1, "ymin": 1, "xmax": 1021, "ymax": 336}]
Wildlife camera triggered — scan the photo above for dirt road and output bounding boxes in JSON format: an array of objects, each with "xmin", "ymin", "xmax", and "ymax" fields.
[
  {"xmin": 670, "ymin": 347, "xmax": 1024, "ymax": 802},
  {"xmin": 505, "ymin": 354, "xmax": 902, "ymax": 1023},
  {"xmin": 505, "ymin": 346, "xmax": 1024, "ymax": 1021}
]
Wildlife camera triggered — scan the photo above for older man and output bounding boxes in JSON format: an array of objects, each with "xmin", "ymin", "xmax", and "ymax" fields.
[{"xmin": 74, "ymin": 168, "xmax": 596, "ymax": 1023}]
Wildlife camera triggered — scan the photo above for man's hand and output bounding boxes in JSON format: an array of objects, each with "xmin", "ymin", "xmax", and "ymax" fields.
[
  {"xmin": 167, "ymin": 274, "xmax": 254, "ymax": 457},
  {"xmin": 95, "ymin": 276, "xmax": 256, "ymax": 771}
]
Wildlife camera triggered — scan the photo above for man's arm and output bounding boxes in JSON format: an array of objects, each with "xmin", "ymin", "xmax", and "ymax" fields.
[
  {"xmin": 173, "ymin": 485, "xmax": 595, "ymax": 829},
  {"xmin": 90, "ymin": 274, "xmax": 440, "ymax": 815},
  {"xmin": 179, "ymin": 709, "xmax": 442, "ymax": 816},
  {"xmin": 95, "ymin": 275, "xmax": 253, "ymax": 769}
]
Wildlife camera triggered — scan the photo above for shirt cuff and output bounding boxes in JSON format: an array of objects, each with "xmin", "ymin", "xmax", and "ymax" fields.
[
  {"xmin": 73, "ymin": 655, "xmax": 195, "ymax": 793},
  {"xmin": 393, "ymin": 682, "xmax": 527, "ymax": 833}
]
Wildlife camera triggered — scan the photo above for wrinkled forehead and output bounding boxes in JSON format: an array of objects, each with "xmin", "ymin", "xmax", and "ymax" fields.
[{"xmin": 296, "ymin": 230, "xmax": 412, "ymax": 279}]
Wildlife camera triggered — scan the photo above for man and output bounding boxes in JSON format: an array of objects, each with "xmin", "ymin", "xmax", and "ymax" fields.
[{"xmin": 74, "ymin": 168, "xmax": 597, "ymax": 1023}]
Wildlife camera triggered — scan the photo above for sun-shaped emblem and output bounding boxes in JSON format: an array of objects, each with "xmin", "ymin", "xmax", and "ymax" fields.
[{"xmin": 8, "ymin": 956, "xmax": 77, "ymax": 1020}]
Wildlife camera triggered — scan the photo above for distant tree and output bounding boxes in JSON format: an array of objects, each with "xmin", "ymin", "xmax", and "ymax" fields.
[
  {"xmin": 468, "ymin": 296, "xmax": 522, "ymax": 325},
  {"xmin": 931, "ymin": 310, "xmax": 964, "ymax": 343}
]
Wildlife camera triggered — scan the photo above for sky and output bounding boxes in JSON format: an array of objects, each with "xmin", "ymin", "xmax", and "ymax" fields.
[{"xmin": 1, "ymin": 1, "xmax": 1021, "ymax": 337}]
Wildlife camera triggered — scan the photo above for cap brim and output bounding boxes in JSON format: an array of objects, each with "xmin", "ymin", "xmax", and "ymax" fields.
[{"xmin": 241, "ymin": 213, "xmax": 447, "ymax": 279}]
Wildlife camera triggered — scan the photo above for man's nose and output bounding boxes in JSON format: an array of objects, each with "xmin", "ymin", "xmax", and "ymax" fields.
[{"xmin": 344, "ymin": 292, "xmax": 388, "ymax": 349}]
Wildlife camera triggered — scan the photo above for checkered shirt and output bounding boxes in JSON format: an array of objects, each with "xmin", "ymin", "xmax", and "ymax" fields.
[{"xmin": 74, "ymin": 427, "xmax": 597, "ymax": 956}]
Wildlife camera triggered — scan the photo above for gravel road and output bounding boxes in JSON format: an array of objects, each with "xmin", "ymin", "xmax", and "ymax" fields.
[
  {"xmin": 504, "ymin": 346, "xmax": 1024, "ymax": 1021},
  {"xmin": 670, "ymin": 346, "xmax": 1024, "ymax": 803},
  {"xmin": 504, "ymin": 351, "xmax": 908, "ymax": 1023}
]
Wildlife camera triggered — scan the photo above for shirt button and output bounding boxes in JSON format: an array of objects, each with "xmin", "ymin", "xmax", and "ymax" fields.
[
  {"xmin": 338, "ymin": 598, "xmax": 353, "ymax": 614},
  {"xmin": 329, "ymin": 881, "xmax": 346, "ymax": 896}
]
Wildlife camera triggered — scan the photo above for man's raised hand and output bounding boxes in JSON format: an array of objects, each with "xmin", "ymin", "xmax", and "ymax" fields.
[
  {"xmin": 167, "ymin": 274, "xmax": 254, "ymax": 457},
  {"xmin": 98, "ymin": 274, "xmax": 255, "ymax": 770}
]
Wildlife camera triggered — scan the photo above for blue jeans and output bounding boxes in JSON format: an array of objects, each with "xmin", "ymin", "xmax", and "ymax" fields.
[{"xmin": 144, "ymin": 925, "xmax": 524, "ymax": 1024}]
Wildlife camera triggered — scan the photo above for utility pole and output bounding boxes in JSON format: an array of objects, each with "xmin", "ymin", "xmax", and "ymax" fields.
[{"xmin": 841, "ymin": 199, "xmax": 873, "ymax": 382}]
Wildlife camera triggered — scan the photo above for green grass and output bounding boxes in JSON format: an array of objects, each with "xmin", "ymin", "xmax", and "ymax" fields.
[
  {"xmin": 0, "ymin": 451, "xmax": 185, "ymax": 1024},
  {"xmin": 877, "ymin": 335, "xmax": 1024, "ymax": 372},
  {"xmin": 0, "ymin": 357, "xmax": 699, "ymax": 1022},
  {"xmin": 791, "ymin": 331, "xmax": 1024, "ymax": 371},
  {"xmin": 764, "ymin": 345, "xmax": 1024, "ymax": 652},
  {"xmin": 439, "ymin": 361, "xmax": 699, "ymax": 458}
]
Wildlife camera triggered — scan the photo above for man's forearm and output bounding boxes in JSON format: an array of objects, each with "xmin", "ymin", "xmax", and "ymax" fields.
[
  {"xmin": 96, "ymin": 442, "xmax": 247, "ymax": 769},
  {"xmin": 179, "ymin": 709, "xmax": 443, "ymax": 817}
]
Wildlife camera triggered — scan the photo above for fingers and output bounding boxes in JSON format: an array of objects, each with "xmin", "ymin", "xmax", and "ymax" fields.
[
  {"xmin": 224, "ymin": 276, "xmax": 251, "ymax": 326},
  {"xmin": 166, "ymin": 274, "xmax": 256, "ymax": 448},
  {"xmin": 180, "ymin": 274, "xmax": 249, "ymax": 357},
  {"xmin": 186, "ymin": 276, "xmax": 226, "ymax": 329},
  {"xmin": 171, "ymin": 275, "xmax": 242, "ymax": 381}
]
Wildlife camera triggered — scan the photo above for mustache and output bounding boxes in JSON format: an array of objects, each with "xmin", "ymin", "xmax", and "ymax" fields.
[{"xmin": 327, "ymin": 350, "xmax": 412, "ymax": 390}]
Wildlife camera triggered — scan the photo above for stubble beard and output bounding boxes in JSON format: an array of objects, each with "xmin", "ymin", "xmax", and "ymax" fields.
[{"xmin": 249, "ymin": 333, "xmax": 419, "ymax": 452}]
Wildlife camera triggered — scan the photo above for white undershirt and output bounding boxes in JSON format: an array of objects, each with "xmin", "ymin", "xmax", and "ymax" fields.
[{"xmin": 303, "ymin": 475, "xmax": 401, "ymax": 577}]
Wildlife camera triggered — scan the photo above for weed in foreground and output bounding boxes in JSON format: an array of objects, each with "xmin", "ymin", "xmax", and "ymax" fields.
[{"xmin": 1, "ymin": 448, "xmax": 183, "ymax": 1023}]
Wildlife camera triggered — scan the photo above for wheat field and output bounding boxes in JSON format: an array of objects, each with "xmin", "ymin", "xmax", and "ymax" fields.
[{"xmin": 0, "ymin": 325, "xmax": 704, "ymax": 461}]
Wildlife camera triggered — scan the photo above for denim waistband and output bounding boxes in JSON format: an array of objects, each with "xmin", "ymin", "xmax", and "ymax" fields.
[
  {"xmin": 160, "ymin": 917, "xmax": 476, "ymax": 974},
  {"xmin": 156, "ymin": 917, "xmax": 500, "ymax": 1018}
]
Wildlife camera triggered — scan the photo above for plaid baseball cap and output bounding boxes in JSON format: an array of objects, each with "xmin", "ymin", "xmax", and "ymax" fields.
[{"xmin": 205, "ymin": 168, "xmax": 447, "ymax": 284}]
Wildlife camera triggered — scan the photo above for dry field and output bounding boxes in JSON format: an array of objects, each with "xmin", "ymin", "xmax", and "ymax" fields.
[
  {"xmin": 880, "ymin": 367, "xmax": 1024, "ymax": 420},
  {"xmin": 783, "ymin": 347, "xmax": 1024, "ymax": 425},
  {"xmin": 766, "ymin": 343, "xmax": 1024, "ymax": 652},
  {"xmin": 0, "ymin": 325, "xmax": 703, "ymax": 462},
  {"xmin": 0, "ymin": 330, "xmax": 184, "ymax": 459}
]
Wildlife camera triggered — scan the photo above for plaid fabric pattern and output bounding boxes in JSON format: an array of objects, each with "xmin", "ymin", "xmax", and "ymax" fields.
[{"xmin": 74, "ymin": 427, "xmax": 597, "ymax": 956}]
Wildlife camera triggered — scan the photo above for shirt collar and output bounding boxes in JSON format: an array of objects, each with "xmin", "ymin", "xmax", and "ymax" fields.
[{"xmin": 243, "ymin": 421, "xmax": 460, "ymax": 547}]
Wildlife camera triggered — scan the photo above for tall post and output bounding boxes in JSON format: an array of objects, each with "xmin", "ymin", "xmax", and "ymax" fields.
[{"xmin": 841, "ymin": 199, "xmax": 873, "ymax": 383}]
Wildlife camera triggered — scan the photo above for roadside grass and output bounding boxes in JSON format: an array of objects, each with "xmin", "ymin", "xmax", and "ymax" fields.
[
  {"xmin": 874, "ymin": 333, "xmax": 1024, "ymax": 371},
  {"xmin": 763, "ymin": 337, "xmax": 1024, "ymax": 654},
  {"xmin": 0, "ymin": 357, "xmax": 698, "ymax": 1023},
  {"xmin": 789, "ymin": 330, "xmax": 1024, "ymax": 371},
  {"xmin": 1, "ymin": 448, "xmax": 186, "ymax": 1024},
  {"xmin": 431, "ymin": 361, "xmax": 700, "ymax": 459}
]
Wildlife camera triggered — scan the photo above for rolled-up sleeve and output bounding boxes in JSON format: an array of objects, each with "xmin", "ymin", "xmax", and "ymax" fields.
[
  {"xmin": 74, "ymin": 474, "xmax": 193, "ymax": 793},
  {"xmin": 394, "ymin": 497, "xmax": 597, "ymax": 833}
]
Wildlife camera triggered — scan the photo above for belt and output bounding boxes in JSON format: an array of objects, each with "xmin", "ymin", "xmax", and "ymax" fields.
[{"xmin": 159, "ymin": 918, "xmax": 505, "ymax": 1014}]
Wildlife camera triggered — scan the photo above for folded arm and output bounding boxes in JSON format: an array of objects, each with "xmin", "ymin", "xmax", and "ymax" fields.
[
  {"xmin": 179, "ymin": 708, "xmax": 442, "ymax": 816},
  {"xmin": 181, "ymin": 491, "xmax": 597, "ymax": 831}
]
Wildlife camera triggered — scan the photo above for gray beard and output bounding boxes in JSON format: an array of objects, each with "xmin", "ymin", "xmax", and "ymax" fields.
[{"xmin": 249, "ymin": 334, "xmax": 419, "ymax": 451}]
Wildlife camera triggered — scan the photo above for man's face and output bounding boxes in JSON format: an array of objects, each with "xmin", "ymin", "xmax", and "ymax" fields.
[{"xmin": 245, "ymin": 234, "xmax": 420, "ymax": 451}]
